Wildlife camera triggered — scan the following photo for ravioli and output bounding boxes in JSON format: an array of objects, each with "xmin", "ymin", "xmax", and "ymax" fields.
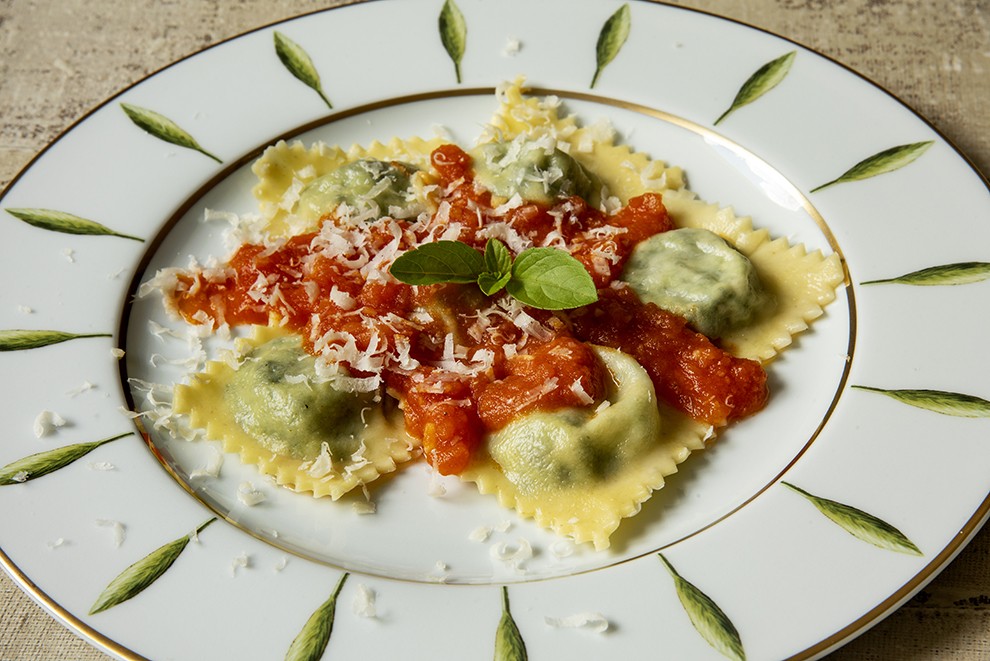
[
  {"xmin": 250, "ymin": 134, "xmax": 444, "ymax": 236},
  {"xmin": 462, "ymin": 346, "xmax": 701, "ymax": 550},
  {"xmin": 173, "ymin": 326, "xmax": 419, "ymax": 500}
]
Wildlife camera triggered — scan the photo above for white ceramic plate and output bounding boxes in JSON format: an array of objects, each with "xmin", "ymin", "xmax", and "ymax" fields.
[{"xmin": 2, "ymin": 1, "xmax": 989, "ymax": 659}]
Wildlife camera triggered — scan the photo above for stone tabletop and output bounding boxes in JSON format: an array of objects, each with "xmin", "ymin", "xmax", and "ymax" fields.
[{"xmin": 1, "ymin": 1, "xmax": 988, "ymax": 659}]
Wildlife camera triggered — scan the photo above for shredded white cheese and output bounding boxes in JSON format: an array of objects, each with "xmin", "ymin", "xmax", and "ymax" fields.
[
  {"xmin": 352, "ymin": 584, "xmax": 378, "ymax": 618},
  {"xmin": 490, "ymin": 538, "xmax": 533, "ymax": 572},
  {"xmin": 468, "ymin": 526, "xmax": 493, "ymax": 543},
  {"xmin": 236, "ymin": 482, "xmax": 266, "ymax": 507},
  {"xmin": 501, "ymin": 37, "xmax": 522, "ymax": 57},
  {"xmin": 87, "ymin": 461, "xmax": 116, "ymax": 471},
  {"xmin": 545, "ymin": 612, "xmax": 611, "ymax": 633},
  {"xmin": 549, "ymin": 539, "xmax": 576, "ymax": 559},
  {"xmin": 189, "ymin": 445, "xmax": 223, "ymax": 479},
  {"xmin": 33, "ymin": 410, "xmax": 66, "ymax": 438},
  {"xmin": 95, "ymin": 519, "xmax": 126, "ymax": 548},
  {"xmin": 230, "ymin": 552, "xmax": 250, "ymax": 576},
  {"xmin": 67, "ymin": 381, "xmax": 96, "ymax": 396}
]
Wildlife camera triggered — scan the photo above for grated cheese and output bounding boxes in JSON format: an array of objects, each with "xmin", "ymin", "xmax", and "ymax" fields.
[
  {"xmin": 33, "ymin": 410, "xmax": 66, "ymax": 438},
  {"xmin": 95, "ymin": 519, "xmax": 126, "ymax": 548},
  {"xmin": 490, "ymin": 538, "xmax": 533, "ymax": 572},
  {"xmin": 230, "ymin": 552, "xmax": 250, "ymax": 576},
  {"xmin": 352, "ymin": 584, "xmax": 378, "ymax": 618},
  {"xmin": 544, "ymin": 613, "xmax": 610, "ymax": 633},
  {"xmin": 501, "ymin": 37, "xmax": 522, "ymax": 57},
  {"xmin": 237, "ymin": 481, "xmax": 266, "ymax": 506},
  {"xmin": 189, "ymin": 445, "xmax": 223, "ymax": 479},
  {"xmin": 468, "ymin": 526, "xmax": 493, "ymax": 543},
  {"xmin": 67, "ymin": 381, "xmax": 96, "ymax": 397}
]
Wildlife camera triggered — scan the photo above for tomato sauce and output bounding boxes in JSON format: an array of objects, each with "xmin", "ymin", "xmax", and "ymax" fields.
[{"xmin": 168, "ymin": 144, "xmax": 766, "ymax": 474}]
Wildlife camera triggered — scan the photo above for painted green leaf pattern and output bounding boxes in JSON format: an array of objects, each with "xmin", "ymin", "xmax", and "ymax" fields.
[
  {"xmin": 782, "ymin": 482, "xmax": 922, "ymax": 555},
  {"xmin": 285, "ymin": 573, "xmax": 349, "ymax": 661},
  {"xmin": 590, "ymin": 3, "xmax": 631, "ymax": 89},
  {"xmin": 715, "ymin": 51, "xmax": 795, "ymax": 125},
  {"xmin": 90, "ymin": 518, "xmax": 217, "ymax": 615},
  {"xmin": 438, "ymin": 0, "xmax": 467, "ymax": 83},
  {"xmin": 811, "ymin": 141, "xmax": 933, "ymax": 192},
  {"xmin": 658, "ymin": 554, "xmax": 745, "ymax": 661},
  {"xmin": 852, "ymin": 385, "xmax": 990, "ymax": 418},
  {"xmin": 5, "ymin": 208, "xmax": 143, "ymax": 241},
  {"xmin": 274, "ymin": 31, "xmax": 332, "ymax": 109},
  {"xmin": 120, "ymin": 103, "xmax": 222, "ymax": 163},
  {"xmin": 861, "ymin": 262, "xmax": 990, "ymax": 286},
  {"xmin": 0, "ymin": 433, "xmax": 130, "ymax": 485},
  {"xmin": 494, "ymin": 586, "xmax": 528, "ymax": 661},
  {"xmin": 0, "ymin": 329, "xmax": 111, "ymax": 352}
]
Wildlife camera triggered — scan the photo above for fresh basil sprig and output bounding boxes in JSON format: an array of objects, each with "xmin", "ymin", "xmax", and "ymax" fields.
[{"xmin": 389, "ymin": 239, "xmax": 597, "ymax": 310}]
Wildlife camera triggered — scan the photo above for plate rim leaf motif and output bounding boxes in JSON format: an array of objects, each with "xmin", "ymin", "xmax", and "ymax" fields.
[
  {"xmin": 494, "ymin": 586, "xmax": 528, "ymax": 661},
  {"xmin": 852, "ymin": 385, "xmax": 990, "ymax": 418},
  {"xmin": 714, "ymin": 50, "xmax": 796, "ymax": 125},
  {"xmin": 284, "ymin": 573, "xmax": 349, "ymax": 661},
  {"xmin": 860, "ymin": 261, "xmax": 990, "ymax": 286},
  {"xmin": 590, "ymin": 3, "xmax": 632, "ymax": 89},
  {"xmin": 5, "ymin": 208, "xmax": 144, "ymax": 241},
  {"xmin": 810, "ymin": 141, "xmax": 934, "ymax": 192},
  {"xmin": 273, "ymin": 30, "xmax": 333, "ymax": 109},
  {"xmin": 438, "ymin": 0, "xmax": 467, "ymax": 83},
  {"xmin": 89, "ymin": 518, "xmax": 217, "ymax": 615},
  {"xmin": 0, "ymin": 329, "xmax": 112, "ymax": 352},
  {"xmin": 119, "ymin": 102, "xmax": 223, "ymax": 163},
  {"xmin": 782, "ymin": 482, "xmax": 923, "ymax": 555},
  {"xmin": 658, "ymin": 553, "xmax": 746, "ymax": 661},
  {"xmin": 0, "ymin": 433, "xmax": 131, "ymax": 485}
]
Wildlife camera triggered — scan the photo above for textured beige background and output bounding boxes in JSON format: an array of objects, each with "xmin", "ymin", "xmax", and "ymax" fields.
[{"xmin": 1, "ymin": 0, "xmax": 988, "ymax": 659}]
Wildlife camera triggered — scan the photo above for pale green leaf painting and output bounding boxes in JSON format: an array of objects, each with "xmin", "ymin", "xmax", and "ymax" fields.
[
  {"xmin": 0, "ymin": 329, "xmax": 111, "ymax": 352},
  {"xmin": 90, "ymin": 519, "xmax": 217, "ymax": 614},
  {"xmin": 852, "ymin": 386, "xmax": 990, "ymax": 418},
  {"xmin": 120, "ymin": 103, "xmax": 222, "ymax": 163},
  {"xmin": 5, "ymin": 208, "xmax": 143, "ymax": 241},
  {"xmin": 274, "ymin": 31, "xmax": 333, "ymax": 109},
  {"xmin": 861, "ymin": 262, "xmax": 990, "ymax": 286},
  {"xmin": 285, "ymin": 573, "xmax": 349, "ymax": 661},
  {"xmin": 715, "ymin": 51, "xmax": 795, "ymax": 125},
  {"xmin": 591, "ymin": 4, "xmax": 631, "ymax": 88},
  {"xmin": 811, "ymin": 141, "xmax": 933, "ymax": 192},
  {"xmin": 659, "ymin": 554, "xmax": 745, "ymax": 661},
  {"xmin": 783, "ymin": 482, "xmax": 922, "ymax": 555}
]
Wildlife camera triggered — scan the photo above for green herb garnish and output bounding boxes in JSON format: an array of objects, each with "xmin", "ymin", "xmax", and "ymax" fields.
[{"xmin": 389, "ymin": 239, "xmax": 597, "ymax": 310}]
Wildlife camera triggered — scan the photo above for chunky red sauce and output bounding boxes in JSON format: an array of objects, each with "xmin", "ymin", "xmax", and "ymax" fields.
[{"xmin": 168, "ymin": 145, "xmax": 766, "ymax": 474}]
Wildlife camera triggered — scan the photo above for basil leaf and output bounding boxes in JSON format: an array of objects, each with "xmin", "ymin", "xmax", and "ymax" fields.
[
  {"xmin": 506, "ymin": 248, "xmax": 598, "ymax": 310},
  {"xmin": 478, "ymin": 239, "xmax": 513, "ymax": 295},
  {"xmin": 389, "ymin": 240, "xmax": 484, "ymax": 285},
  {"xmin": 478, "ymin": 270, "xmax": 512, "ymax": 296},
  {"xmin": 485, "ymin": 239, "xmax": 513, "ymax": 277}
]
